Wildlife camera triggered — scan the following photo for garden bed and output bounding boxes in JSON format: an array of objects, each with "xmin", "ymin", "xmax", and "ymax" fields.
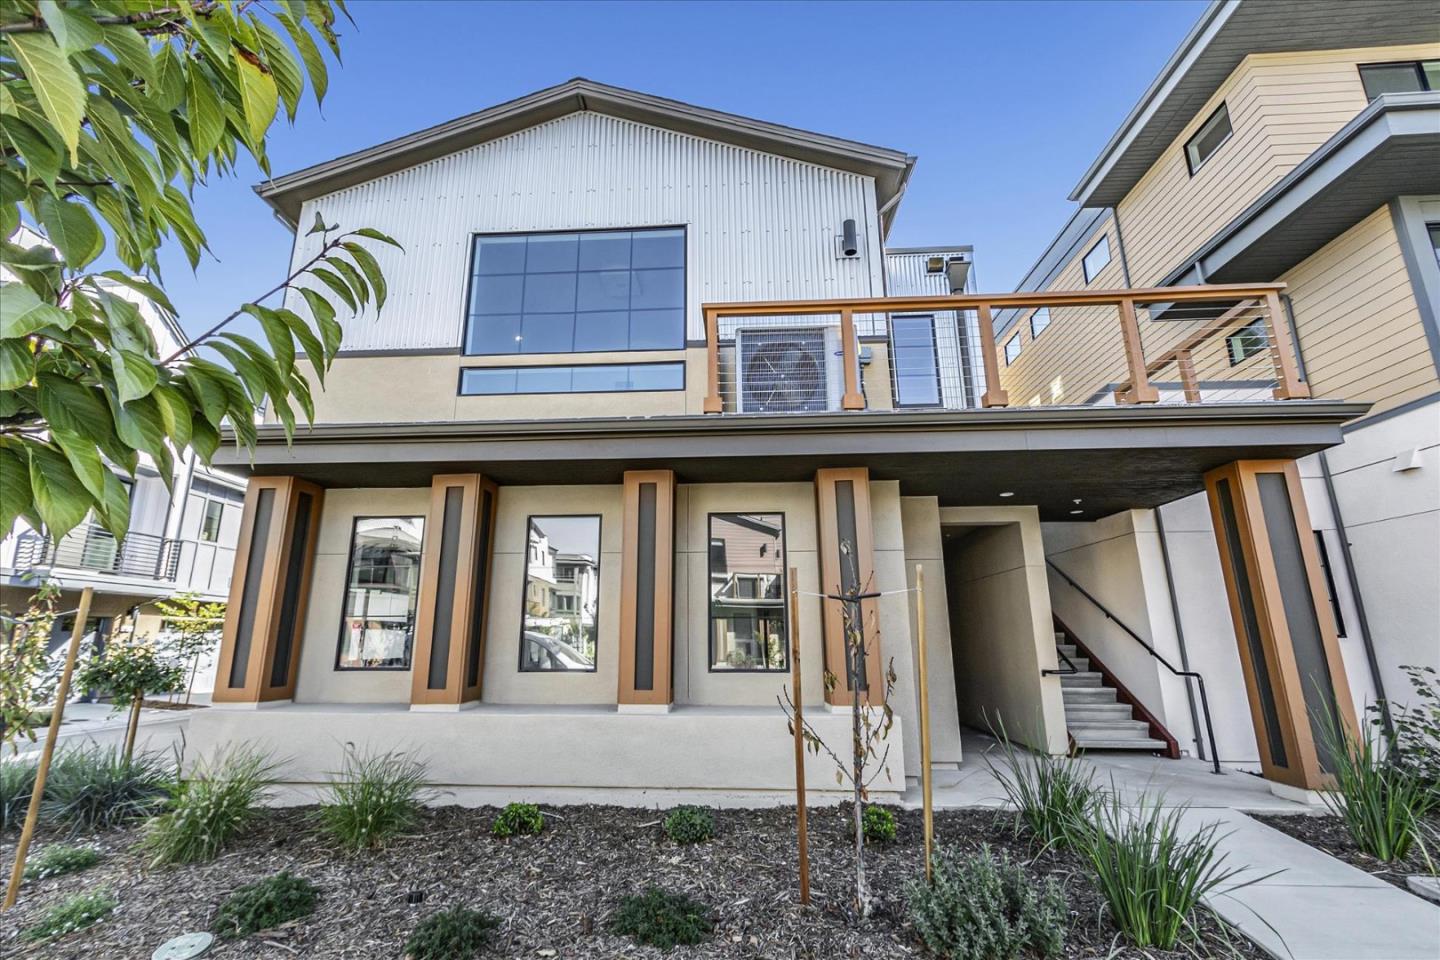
[
  {"xmin": 1251, "ymin": 812, "xmax": 1439, "ymax": 893},
  {"xmin": 1, "ymin": 804, "xmax": 1263, "ymax": 959}
]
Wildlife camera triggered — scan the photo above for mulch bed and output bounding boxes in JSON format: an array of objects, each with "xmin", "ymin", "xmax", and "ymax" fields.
[
  {"xmin": 1, "ymin": 804, "xmax": 1263, "ymax": 959},
  {"xmin": 1251, "ymin": 811, "xmax": 1439, "ymax": 893}
]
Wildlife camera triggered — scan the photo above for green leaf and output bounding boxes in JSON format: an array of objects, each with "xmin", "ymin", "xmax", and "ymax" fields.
[
  {"xmin": 178, "ymin": 362, "xmax": 232, "ymax": 427},
  {"xmin": 93, "ymin": 469, "xmax": 130, "ymax": 540},
  {"xmin": 298, "ymin": 286, "xmax": 342, "ymax": 358},
  {"xmin": 278, "ymin": 10, "xmax": 328, "ymax": 106},
  {"xmin": 151, "ymin": 382, "xmax": 193, "ymax": 449},
  {"xmin": 7, "ymin": 31, "xmax": 87, "ymax": 164},
  {"xmin": 233, "ymin": 46, "xmax": 279, "ymax": 145},
  {"xmin": 306, "ymin": 267, "xmax": 355, "ymax": 313},
  {"xmin": 0, "ymin": 442, "xmax": 33, "ymax": 537},
  {"xmin": 0, "ymin": 283, "xmax": 71, "ymax": 338},
  {"xmin": 99, "ymin": 25, "xmax": 157, "ymax": 87},
  {"xmin": 151, "ymin": 43, "xmax": 186, "ymax": 111},
  {"xmin": 27, "ymin": 443, "xmax": 93, "ymax": 539},
  {"xmin": 277, "ymin": 307, "xmax": 326, "ymax": 386},
  {"xmin": 0, "ymin": 116, "xmax": 63, "ymax": 188},
  {"xmin": 0, "ymin": 339, "xmax": 34, "ymax": 390},
  {"xmin": 242, "ymin": 304, "xmax": 295, "ymax": 377},
  {"xmin": 352, "ymin": 227, "xmax": 403, "ymax": 249},
  {"xmin": 326, "ymin": 256, "xmax": 369, "ymax": 310},
  {"xmin": 97, "ymin": 271, "xmax": 178, "ymax": 319},
  {"xmin": 190, "ymin": 416, "xmax": 220, "ymax": 464},
  {"xmin": 52, "ymin": 429, "xmax": 108, "ymax": 502},
  {"xmin": 111, "ymin": 347, "xmax": 160, "ymax": 403},
  {"xmin": 254, "ymin": 19, "xmax": 303, "ymax": 121},
  {"xmin": 185, "ymin": 64, "xmax": 227, "ymax": 158},
  {"xmin": 341, "ymin": 241, "xmax": 386, "ymax": 313},
  {"xmin": 36, "ymin": 194, "xmax": 105, "ymax": 269},
  {"xmin": 39, "ymin": 1, "xmax": 104, "ymax": 56},
  {"xmin": 209, "ymin": 340, "xmax": 269, "ymax": 402},
  {"xmin": 35, "ymin": 373, "xmax": 114, "ymax": 444},
  {"xmin": 307, "ymin": 211, "xmax": 328, "ymax": 236}
]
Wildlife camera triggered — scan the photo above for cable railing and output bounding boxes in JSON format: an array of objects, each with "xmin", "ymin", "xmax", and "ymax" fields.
[
  {"xmin": 10, "ymin": 527, "xmax": 182, "ymax": 581},
  {"xmin": 701, "ymin": 283, "xmax": 1307, "ymax": 415}
]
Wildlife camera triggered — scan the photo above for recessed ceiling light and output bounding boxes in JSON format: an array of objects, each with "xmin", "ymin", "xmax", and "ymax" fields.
[
  {"xmin": 1072, "ymin": 498, "xmax": 1083, "ymax": 504},
  {"xmin": 999, "ymin": 491, "xmax": 1014, "ymax": 498},
  {"xmin": 1070, "ymin": 509, "xmax": 1084, "ymax": 515}
]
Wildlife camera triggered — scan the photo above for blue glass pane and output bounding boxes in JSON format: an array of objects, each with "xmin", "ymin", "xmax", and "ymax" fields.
[
  {"xmin": 519, "ymin": 313, "xmax": 574, "ymax": 353},
  {"xmin": 515, "ymin": 366, "xmax": 573, "ymax": 393},
  {"xmin": 629, "ymin": 309, "xmax": 684, "ymax": 350},
  {"xmin": 571, "ymin": 364, "xmax": 631, "ymax": 392},
  {"xmin": 576, "ymin": 271, "xmax": 630, "ymax": 312},
  {"xmin": 470, "ymin": 274, "xmax": 524, "ymax": 315},
  {"xmin": 525, "ymin": 234, "xmax": 578, "ymax": 273},
  {"xmin": 523, "ymin": 273, "xmax": 576, "ymax": 313},
  {"xmin": 632, "ymin": 229, "xmax": 684, "ymax": 268},
  {"xmin": 465, "ymin": 314, "xmax": 521, "ymax": 355},
  {"xmin": 573, "ymin": 312, "xmax": 629, "ymax": 352},
  {"xmin": 631, "ymin": 268, "xmax": 684, "ymax": 309},
  {"xmin": 579, "ymin": 232, "xmax": 631, "ymax": 271},
  {"xmin": 473, "ymin": 237, "xmax": 526, "ymax": 275},
  {"xmin": 460, "ymin": 367, "xmax": 519, "ymax": 394},
  {"xmin": 628, "ymin": 363, "xmax": 685, "ymax": 391}
]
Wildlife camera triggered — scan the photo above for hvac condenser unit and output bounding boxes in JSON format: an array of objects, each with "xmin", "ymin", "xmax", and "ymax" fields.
[{"xmin": 735, "ymin": 326, "xmax": 844, "ymax": 413}]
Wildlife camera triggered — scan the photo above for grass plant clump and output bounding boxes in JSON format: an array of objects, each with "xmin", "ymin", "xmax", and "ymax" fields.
[
  {"xmin": 316, "ymin": 746, "xmax": 430, "ymax": 852},
  {"xmin": 213, "ymin": 871, "xmax": 320, "ymax": 941},
  {"xmin": 1320, "ymin": 706, "xmax": 1438, "ymax": 862},
  {"xmin": 663, "ymin": 804, "xmax": 715, "ymax": 844},
  {"xmin": 986, "ymin": 725, "xmax": 1103, "ymax": 850},
  {"xmin": 142, "ymin": 744, "xmax": 275, "ymax": 866},
  {"xmin": 42, "ymin": 745, "xmax": 173, "ymax": 830},
  {"xmin": 21, "ymin": 888, "xmax": 117, "ymax": 943},
  {"xmin": 863, "ymin": 804, "xmax": 897, "ymax": 843},
  {"xmin": 906, "ymin": 844, "xmax": 1066, "ymax": 960},
  {"xmin": 22, "ymin": 844, "xmax": 101, "ymax": 881},
  {"xmin": 492, "ymin": 801, "xmax": 544, "ymax": 838},
  {"xmin": 610, "ymin": 886, "xmax": 713, "ymax": 949},
  {"xmin": 404, "ymin": 906, "xmax": 501, "ymax": 960},
  {"xmin": 1, "ymin": 758, "xmax": 37, "ymax": 832}
]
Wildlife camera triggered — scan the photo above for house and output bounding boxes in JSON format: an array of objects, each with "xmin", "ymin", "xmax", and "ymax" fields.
[
  {"xmin": 1, "ymin": 230, "xmax": 246, "ymax": 690},
  {"xmin": 1000, "ymin": 0, "xmax": 1438, "ymax": 789},
  {"xmin": 188, "ymin": 60, "xmax": 1374, "ymax": 804}
]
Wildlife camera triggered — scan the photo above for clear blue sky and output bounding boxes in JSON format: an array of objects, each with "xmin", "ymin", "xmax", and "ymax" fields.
[{"xmin": 155, "ymin": 0, "xmax": 1207, "ymax": 339}]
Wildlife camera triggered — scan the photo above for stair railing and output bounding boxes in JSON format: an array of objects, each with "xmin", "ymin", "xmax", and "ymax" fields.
[
  {"xmin": 1041, "ymin": 646, "xmax": 1079, "ymax": 676},
  {"xmin": 1046, "ymin": 559, "xmax": 1221, "ymax": 774}
]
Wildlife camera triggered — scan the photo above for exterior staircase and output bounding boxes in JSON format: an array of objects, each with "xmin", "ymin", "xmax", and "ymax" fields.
[{"xmin": 1055, "ymin": 629, "xmax": 1172, "ymax": 753}]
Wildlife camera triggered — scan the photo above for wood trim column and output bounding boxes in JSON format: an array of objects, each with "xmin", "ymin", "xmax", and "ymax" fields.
[
  {"xmin": 1204, "ymin": 460, "xmax": 1358, "ymax": 790},
  {"xmin": 975, "ymin": 303, "xmax": 1010, "ymax": 408},
  {"xmin": 839, "ymin": 308, "xmax": 865, "ymax": 410},
  {"xmin": 1115, "ymin": 297, "xmax": 1160, "ymax": 404},
  {"xmin": 410, "ymin": 474, "xmax": 499, "ymax": 706},
  {"xmin": 213, "ymin": 476, "xmax": 324, "ymax": 703},
  {"xmin": 1264, "ymin": 292, "xmax": 1311, "ymax": 400},
  {"xmin": 618, "ymin": 470, "xmax": 676, "ymax": 706},
  {"xmin": 814, "ymin": 467, "xmax": 883, "ymax": 706}
]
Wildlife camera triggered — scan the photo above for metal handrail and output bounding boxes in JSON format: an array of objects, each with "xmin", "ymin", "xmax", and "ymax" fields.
[
  {"xmin": 1042, "ymin": 646, "xmax": 1079, "ymax": 676},
  {"xmin": 1046, "ymin": 558, "xmax": 1221, "ymax": 774}
]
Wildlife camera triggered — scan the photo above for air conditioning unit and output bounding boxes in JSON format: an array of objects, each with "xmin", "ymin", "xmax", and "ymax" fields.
[{"xmin": 735, "ymin": 327, "xmax": 844, "ymax": 413}]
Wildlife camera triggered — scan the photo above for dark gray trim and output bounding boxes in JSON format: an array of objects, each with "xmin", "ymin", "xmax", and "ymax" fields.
[
  {"xmin": 884, "ymin": 245, "xmax": 974, "ymax": 255},
  {"xmin": 1340, "ymin": 391, "xmax": 1439, "ymax": 433},
  {"xmin": 1155, "ymin": 507, "xmax": 1205, "ymax": 760},
  {"xmin": 633, "ymin": 482, "xmax": 657, "ymax": 690},
  {"xmin": 428, "ymin": 486, "xmax": 464, "ymax": 690},
  {"xmin": 269, "ymin": 490, "xmax": 312, "ymax": 688},
  {"xmin": 466, "ymin": 487, "xmax": 494, "ymax": 688},
  {"xmin": 229, "ymin": 488, "xmax": 274, "ymax": 689},
  {"xmin": 1388, "ymin": 197, "xmax": 1440, "ymax": 376},
  {"xmin": 1111, "ymin": 206, "xmax": 1134, "ymax": 288}
]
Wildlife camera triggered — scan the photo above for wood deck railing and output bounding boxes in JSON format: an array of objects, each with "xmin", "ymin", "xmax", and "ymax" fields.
[{"xmin": 702, "ymin": 283, "xmax": 1306, "ymax": 413}]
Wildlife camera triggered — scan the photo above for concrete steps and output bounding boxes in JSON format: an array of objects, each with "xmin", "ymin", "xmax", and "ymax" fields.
[{"xmin": 1054, "ymin": 631, "xmax": 1165, "ymax": 753}]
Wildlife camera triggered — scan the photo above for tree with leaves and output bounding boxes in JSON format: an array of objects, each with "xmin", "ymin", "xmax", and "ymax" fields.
[
  {"xmin": 152, "ymin": 591, "xmax": 224, "ymax": 703},
  {"xmin": 0, "ymin": 0, "xmax": 399, "ymax": 547},
  {"xmin": 0, "ymin": 579, "xmax": 61, "ymax": 753}
]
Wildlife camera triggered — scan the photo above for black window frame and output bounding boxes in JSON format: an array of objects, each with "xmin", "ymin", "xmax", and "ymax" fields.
[
  {"xmin": 199, "ymin": 498, "xmax": 224, "ymax": 543},
  {"xmin": 1029, "ymin": 307, "xmax": 1051, "ymax": 340},
  {"xmin": 334, "ymin": 515, "xmax": 426, "ymax": 672},
  {"xmin": 1312, "ymin": 530, "xmax": 1347, "ymax": 638},
  {"xmin": 457, "ymin": 360, "xmax": 686, "ymax": 396},
  {"xmin": 1357, "ymin": 59, "xmax": 1439, "ymax": 101},
  {"xmin": 888, "ymin": 314, "xmax": 944, "ymax": 408},
  {"xmin": 461, "ymin": 225, "xmax": 688, "ymax": 358},
  {"xmin": 1081, "ymin": 235, "xmax": 1111, "ymax": 284},
  {"xmin": 1426, "ymin": 221, "xmax": 1440, "ymax": 269},
  {"xmin": 517, "ymin": 513, "xmax": 603, "ymax": 674},
  {"xmin": 1226, "ymin": 316, "xmax": 1269, "ymax": 366},
  {"xmin": 1004, "ymin": 332, "xmax": 1022, "ymax": 366},
  {"xmin": 706, "ymin": 511, "xmax": 789, "ymax": 674},
  {"xmin": 1184, "ymin": 102, "xmax": 1234, "ymax": 176}
]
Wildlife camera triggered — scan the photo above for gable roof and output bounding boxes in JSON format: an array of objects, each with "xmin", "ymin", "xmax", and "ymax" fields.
[
  {"xmin": 1070, "ymin": 0, "xmax": 1431, "ymax": 207},
  {"xmin": 255, "ymin": 78, "xmax": 916, "ymax": 231}
]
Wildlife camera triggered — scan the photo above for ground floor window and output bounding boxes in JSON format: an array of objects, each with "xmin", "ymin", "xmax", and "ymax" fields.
[
  {"xmin": 520, "ymin": 515, "xmax": 601, "ymax": 672},
  {"xmin": 336, "ymin": 517, "xmax": 424, "ymax": 669},
  {"xmin": 708, "ymin": 513, "xmax": 787, "ymax": 671}
]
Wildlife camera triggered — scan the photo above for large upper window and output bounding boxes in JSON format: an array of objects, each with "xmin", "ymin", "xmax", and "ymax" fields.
[
  {"xmin": 889, "ymin": 315, "xmax": 941, "ymax": 407},
  {"xmin": 336, "ymin": 517, "xmax": 425, "ymax": 670},
  {"xmin": 464, "ymin": 228, "xmax": 685, "ymax": 356},
  {"xmin": 520, "ymin": 516, "xmax": 600, "ymax": 672},
  {"xmin": 1184, "ymin": 103, "xmax": 1233, "ymax": 175},
  {"xmin": 1358, "ymin": 60, "xmax": 1439, "ymax": 100},
  {"xmin": 1081, "ymin": 236, "xmax": 1111, "ymax": 284},
  {"xmin": 709, "ymin": 513, "xmax": 787, "ymax": 671}
]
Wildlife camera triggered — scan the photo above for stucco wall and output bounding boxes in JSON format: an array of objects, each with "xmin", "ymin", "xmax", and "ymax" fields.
[{"xmin": 900, "ymin": 496, "xmax": 963, "ymax": 768}]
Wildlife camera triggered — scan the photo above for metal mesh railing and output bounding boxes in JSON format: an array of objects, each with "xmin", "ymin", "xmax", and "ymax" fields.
[{"xmin": 11, "ymin": 527, "xmax": 181, "ymax": 580}]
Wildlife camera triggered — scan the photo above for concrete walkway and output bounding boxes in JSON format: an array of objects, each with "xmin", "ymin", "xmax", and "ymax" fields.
[{"xmin": 10, "ymin": 701, "xmax": 193, "ymax": 759}]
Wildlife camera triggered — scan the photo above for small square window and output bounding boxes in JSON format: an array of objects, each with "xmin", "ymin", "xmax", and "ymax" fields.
[
  {"xmin": 1082, "ymin": 236, "xmax": 1111, "ymax": 284},
  {"xmin": 1226, "ymin": 317, "xmax": 1269, "ymax": 366},
  {"xmin": 1004, "ymin": 333, "xmax": 1022, "ymax": 365},
  {"xmin": 1184, "ymin": 103, "xmax": 1233, "ymax": 175}
]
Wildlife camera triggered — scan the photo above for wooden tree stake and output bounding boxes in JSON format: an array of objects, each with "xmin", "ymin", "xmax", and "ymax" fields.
[
  {"xmin": 916, "ymin": 564, "xmax": 934, "ymax": 882},
  {"xmin": 788, "ymin": 569, "xmax": 810, "ymax": 905},
  {"xmin": 3, "ymin": 586, "xmax": 93, "ymax": 912}
]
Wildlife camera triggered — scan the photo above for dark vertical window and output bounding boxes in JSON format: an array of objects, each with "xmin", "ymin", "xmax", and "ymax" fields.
[
  {"xmin": 269, "ymin": 491, "xmax": 313, "ymax": 688},
  {"xmin": 466, "ymin": 488, "xmax": 494, "ymax": 688},
  {"xmin": 708, "ymin": 513, "xmax": 787, "ymax": 671},
  {"xmin": 890, "ymin": 315, "xmax": 942, "ymax": 407},
  {"xmin": 335, "ymin": 517, "xmax": 425, "ymax": 670},
  {"xmin": 229, "ymin": 488, "xmax": 274, "ymax": 688},
  {"xmin": 200, "ymin": 499, "xmax": 224, "ymax": 542}
]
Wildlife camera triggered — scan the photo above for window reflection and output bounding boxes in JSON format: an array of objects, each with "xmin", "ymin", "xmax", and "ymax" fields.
[
  {"xmin": 708, "ymin": 513, "xmax": 787, "ymax": 671},
  {"xmin": 336, "ymin": 517, "xmax": 424, "ymax": 669},
  {"xmin": 520, "ymin": 516, "xmax": 601, "ymax": 671}
]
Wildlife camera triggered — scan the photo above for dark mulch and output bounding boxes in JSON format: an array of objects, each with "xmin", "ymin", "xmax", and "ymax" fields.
[
  {"xmin": 1251, "ymin": 811, "xmax": 1440, "ymax": 892},
  {"xmin": 1, "ymin": 804, "xmax": 1263, "ymax": 959}
]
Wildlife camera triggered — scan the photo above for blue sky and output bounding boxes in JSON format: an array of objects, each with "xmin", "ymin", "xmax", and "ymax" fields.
[{"xmin": 154, "ymin": 0, "xmax": 1207, "ymax": 339}]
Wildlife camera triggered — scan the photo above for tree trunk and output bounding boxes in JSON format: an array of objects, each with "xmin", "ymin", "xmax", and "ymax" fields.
[
  {"xmin": 185, "ymin": 652, "xmax": 200, "ymax": 706},
  {"xmin": 849, "ymin": 620, "xmax": 870, "ymax": 919},
  {"xmin": 123, "ymin": 695, "xmax": 141, "ymax": 761}
]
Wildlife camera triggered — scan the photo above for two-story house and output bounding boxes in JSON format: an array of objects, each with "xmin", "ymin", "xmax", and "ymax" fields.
[
  {"xmin": 187, "ymin": 74, "xmax": 1368, "ymax": 804},
  {"xmin": 998, "ymin": 0, "xmax": 1437, "ymax": 781}
]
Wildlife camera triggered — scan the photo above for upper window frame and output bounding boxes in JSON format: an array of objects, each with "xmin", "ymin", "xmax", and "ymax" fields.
[
  {"xmin": 460, "ymin": 225, "xmax": 688, "ymax": 358},
  {"xmin": 1357, "ymin": 59, "xmax": 1439, "ymax": 101},
  {"xmin": 1184, "ymin": 102, "xmax": 1234, "ymax": 176},
  {"xmin": 1004, "ymin": 332, "xmax": 1022, "ymax": 366},
  {"xmin": 333, "ymin": 514, "xmax": 426, "ymax": 673},
  {"xmin": 1081, "ymin": 235, "xmax": 1112, "ymax": 284},
  {"xmin": 516, "ymin": 513, "xmax": 603, "ymax": 674},
  {"xmin": 706, "ymin": 511, "xmax": 790, "ymax": 674},
  {"xmin": 1028, "ymin": 307, "xmax": 1051, "ymax": 340},
  {"xmin": 888, "ymin": 314, "xmax": 944, "ymax": 409}
]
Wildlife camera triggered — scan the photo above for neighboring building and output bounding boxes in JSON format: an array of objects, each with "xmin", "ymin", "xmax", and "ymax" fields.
[
  {"xmin": 0, "ymin": 231, "xmax": 246, "ymax": 690},
  {"xmin": 190, "ymin": 71, "xmax": 1372, "ymax": 804},
  {"xmin": 1002, "ymin": 0, "xmax": 1438, "ymax": 775}
]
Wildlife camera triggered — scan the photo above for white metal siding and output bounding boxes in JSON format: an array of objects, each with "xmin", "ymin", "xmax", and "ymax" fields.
[{"xmin": 285, "ymin": 112, "xmax": 886, "ymax": 351}]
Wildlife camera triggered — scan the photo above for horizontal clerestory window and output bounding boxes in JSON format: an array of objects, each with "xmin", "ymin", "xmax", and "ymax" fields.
[
  {"xmin": 459, "ymin": 362, "xmax": 684, "ymax": 395},
  {"xmin": 708, "ymin": 513, "xmax": 788, "ymax": 672},
  {"xmin": 463, "ymin": 228, "xmax": 686, "ymax": 356},
  {"xmin": 336, "ymin": 517, "xmax": 425, "ymax": 670},
  {"xmin": 1358, "ymin": 60, "xmax": 1439, "ymax": 100}
]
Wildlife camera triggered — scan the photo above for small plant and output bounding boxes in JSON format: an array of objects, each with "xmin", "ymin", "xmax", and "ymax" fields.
[
  {"xmin": 42, "ymin": 745, "xmax": 174, "ymax": 830},
  {"xmin": 1, "ymin": 582, "xmax": 61, "ymax": 754},
  {"xmin": 1321, "ymin": 703, "xmax": 1438, "ymax": 861},
  {"xmin": 863, "ymin": 804, "xmax": 897, "ymax": 842},
  {"xmin": 77, "ymin": 636, "xmax": 185, "ymax": 759},
  {"xmin": 21, "ymin": 888, "xmax": 117, "ymax": 943},
  {"xmin": 213, "ymin": 871, "xmax": 319, "ymax": 941},
  {"xmin": 316, "ymin": 746, "xmax": 430, "ymax": 853},
  {"xmin": 142, "ymin": 744, "xmax": 275, "ymax": 866},
  {"xmin": 1372, "ymin": 665, "xmax": 1440, "ymax": 793},
  {"xmin": 23, "ymin": 844, "xmax": 101, "ymax": 882},
  {"xmin": 1, "ymin": 758, "xmax": 37, "ymax": 832},
  {"xmin": 404, "ymin": 906, "xmax": 501, "ymax": 960},
  {"xmin": 1073, "ymin": 792, "xmax": 1255, "ymax": 949},
  {"xmin": 492, "ymin": 801, "xmax": 544, "ymax": 838},
  {"xmin": 663, "ymin": 804, "xmax": 715, "ymax": 844},
  {"xmin": 906, "ymin": 844, "xmax": 1066, "ymax": 960},
  {"xmin": 610, "ymin": 886, "xmax": 713, "ymax": 950},
  {"xmin": 986, "ymin": 722, "xmax": 1103, "ymax": 850}
]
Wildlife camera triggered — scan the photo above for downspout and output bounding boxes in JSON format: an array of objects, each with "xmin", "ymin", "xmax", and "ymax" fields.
[
  {"xmin": 1110, "ymin": 205, "xmax": 1134, "ymax": 287},
  {"xmin": 1155, "ymin": 508, "xmax": 1207, "ymax": 761}
]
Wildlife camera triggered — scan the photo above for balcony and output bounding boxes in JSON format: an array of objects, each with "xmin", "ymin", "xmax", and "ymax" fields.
[
  {"xmin": 701, "ymin": 283, "xmax": 1308, "ymax": 414},
  {"xmin": 11, "ymin": 526, "xmax": 181, "ymax": 581}
]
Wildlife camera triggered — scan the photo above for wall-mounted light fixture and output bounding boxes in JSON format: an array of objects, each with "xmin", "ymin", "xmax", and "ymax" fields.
[{"xmin": 836, "ymin": 218, "xmax": 859, "ymax": 259}]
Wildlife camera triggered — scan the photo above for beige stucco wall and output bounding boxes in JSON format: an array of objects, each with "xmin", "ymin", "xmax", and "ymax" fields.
[{"xmin": 900, "ymin": 496, "xmax": 963, "ymax": 768}]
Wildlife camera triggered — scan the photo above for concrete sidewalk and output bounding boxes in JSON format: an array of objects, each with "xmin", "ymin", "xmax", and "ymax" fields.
[{"xmin": 10, "ymin": 701, "xmax": 193, "ymax": 759}]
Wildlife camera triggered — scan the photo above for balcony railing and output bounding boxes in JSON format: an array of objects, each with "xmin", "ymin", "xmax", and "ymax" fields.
[
  {"xmin": 11, "ymin": 526, "xmax": 181, "ymax": 580},
  {"xmin": 702, "ymin": 283, "xmax": 1307, "ymax": 414}
]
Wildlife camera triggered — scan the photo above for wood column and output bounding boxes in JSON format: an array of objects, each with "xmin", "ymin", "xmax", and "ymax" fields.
[
  {"xmin": 410, "ymin": 474, "xmax": 499, "ymax": 706},
  {"xmin": 213, "ymin": 476, "xmax": 324, "ymax": 704},
  {"xmin": 618, "ymin": 470, "xmax": 676, "ymax": 706},
  {"xmin": 1264, "ymin": 292, "xmax": 1311, "ymax": 400},
  {"xmin": 1115, "ymin": 297, "xmax": 1160, "ymax": 404},
  {"xmin": 974, "ymin": 303, "xmax": 1010, "ymax": 408},
  {"xmin": 1204, "ymin": 460, "xmax": 1358, "ymax": 790},
  {"xmin": 814, "ymin": 467, "xmax": 883, "ymax": 706},
  {"xmin": 839, "ymin": 308, "xmax": 865, "ymax": 410}
]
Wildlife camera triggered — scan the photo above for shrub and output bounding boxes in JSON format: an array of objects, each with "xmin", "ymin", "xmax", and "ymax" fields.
[
  {"xmin": 213, "ymin": 871, "xmax": 319, "ymax": 941},
  {"xmin": 906, "ymin": 844, "xmax": 1066, "ymax": 960},
  {"xmin": 1373, "ymin": 665, "xmax": 1440, "ymax": 793},
  {"xmin": 492, "ymin": 801, "xmax": 544, "ymax": 838},
  {"xmin": 21, "ymin": 888, "xmax": 117, "ymax": 943},
  {"xmin": 23, "ymin": 844, "xmax": 101, "ymax": 881},
  {"xmin": 42, "ymin": 745, "xmax": 173, "ymax": 830},
  {"xmin": 863, "ymin": 805, "xmax": 897, "ymax": 843},
  {"xmin": 986, "ymin": 725, "xmax": 1102, "ymax": 850},
  {"xmin": 404, "ymin": 906, "xmax": 501, "ymax": 960},
  {"xmin": 76, "ymin": 636, "xmax": 185, "ymax": 707},
  {"xmin": 1321, "ymin": 704, "xmax": 1438, "ymax": 861},
  {"xmin": 1073, "ymin": 792, "xmax": 1252, "ymax": 949},
  {"xmin": 142, "ymin": 744, "xmax": 275, "ymax": 866},
  {"xmin": 610, "ymin": 887, "xmax": 713, "ymax": 950},
  {"xmin": 315, "ymin": 746, "xmax": 429, "ymax": 853},
  {"xmin": 663, "ymin": 804, "xmax": 714, "ymax": 845},
  {"xmin": 1, "ymin": 759, "xmax": 37, "ymax": 832}
]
